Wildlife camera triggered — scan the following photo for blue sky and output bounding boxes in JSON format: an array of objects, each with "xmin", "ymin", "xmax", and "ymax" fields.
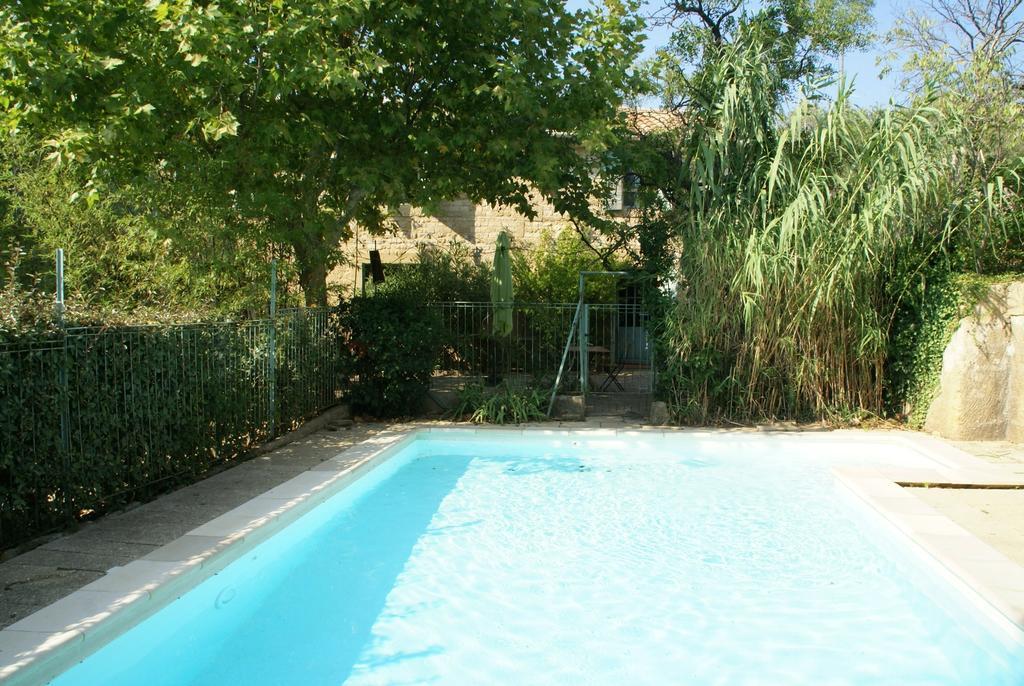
[{"xmin": 569, "ymin": 1, "xmax": 915, "ymax": 108}]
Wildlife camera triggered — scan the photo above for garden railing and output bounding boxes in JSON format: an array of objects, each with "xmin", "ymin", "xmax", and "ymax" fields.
[
  {"xmin": 0, "ymin": 308, "xmax": 342, "ymax": 550},
  {"xmin": 429, "ymin": 301, "xmax": 654, "ymax": 394}
]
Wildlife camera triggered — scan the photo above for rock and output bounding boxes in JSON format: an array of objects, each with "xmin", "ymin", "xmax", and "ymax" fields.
[
  {"xmin": 925, "ymin": 281, "xmax": 1024, "ymax": 442},
  {"xmin": 552, "ymin": 394, "xmax": 585, "ymax": 421},
  {"xmin": 648, "ymin": 401, "xmax": 670, "ymax": 425}
]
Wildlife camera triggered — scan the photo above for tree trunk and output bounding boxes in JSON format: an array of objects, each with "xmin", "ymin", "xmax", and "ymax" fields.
[
  {"xmin": 298, "ymin": 258, "xmax": 329, "ymax": 307},
  {"xmin": 293, "ymin": 235, "xmax": 330, "ymax": 306},
  {"xmin": 292, "ymin": 185, "xmax": 365, "ymax": 307}
]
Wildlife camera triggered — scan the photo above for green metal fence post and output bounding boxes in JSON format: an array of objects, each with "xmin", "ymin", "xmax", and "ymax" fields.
[
  {"xmin": 55, "ymin": 248, "xmax": 72, "ymax": 523},
  {"xmin": 579, "ymin": 303, "xmax": 589, "ymax": 397},
  {"xmin": 268, "ymin": 260, "xmax": 277, "ymax": 439},
  {"xmin": 546, "ymin": 301, "xmax": 582, "ymax": 417}
]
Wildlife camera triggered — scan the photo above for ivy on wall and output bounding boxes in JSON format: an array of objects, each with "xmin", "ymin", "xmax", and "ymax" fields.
[{"xmin": 886, "ymin": 272, "xmax": 1023, "ymax": 427}]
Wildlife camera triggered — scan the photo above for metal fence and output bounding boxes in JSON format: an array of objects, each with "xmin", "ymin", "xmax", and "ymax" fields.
[
  {"xmin": 0, "ymin": 308, "xmax": 342, "ymax": 549},
  {"xmin": 431, "ymin": 302, "xmax": 576, "ymax": 386},
  {"xmin": 430, "ymin": 302, "xmax": 654, "ymax": 393}
]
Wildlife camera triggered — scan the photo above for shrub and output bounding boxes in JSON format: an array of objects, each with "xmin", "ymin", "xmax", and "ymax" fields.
[
  {"xmin": 0, "ymin": 281, "xmax": 63, "ymax": 335},
  {"xmin": 370, "ymin": 241, "xmax": 491, "ymax": 302},
  {"xmin": 452, "ymin": 382, "xmax": 548, "ymax": 424},
  {"xmin": 338, "ymin": 292, "xmax": 443, "ymax": 417},
  {"xmin": 1, "ymin": 136, "xmax": 286, "ymax": 318},
  {"xmin": 512, "ymin": 227, "xmax": 624, "ymax": 303}
]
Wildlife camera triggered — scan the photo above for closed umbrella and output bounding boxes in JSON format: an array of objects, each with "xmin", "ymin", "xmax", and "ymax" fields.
[{"xmin": 491, "ymin": 230, "xmax": 514, "ymax": 336}]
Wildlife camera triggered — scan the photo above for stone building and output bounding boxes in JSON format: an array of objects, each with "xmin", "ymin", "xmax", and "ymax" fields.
[
  {"xmin": 329, "ymin": 109, "xmax": 681, "ymax": 295},
  {"xmin": 331, "ymin": 192, "xmax": 571, "ymax": 295}
]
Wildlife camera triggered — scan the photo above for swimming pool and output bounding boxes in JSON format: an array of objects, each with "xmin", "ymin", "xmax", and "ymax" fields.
[{"xmin": 34, "ymin": 432, "xmax": 1024, "ymax": 683}]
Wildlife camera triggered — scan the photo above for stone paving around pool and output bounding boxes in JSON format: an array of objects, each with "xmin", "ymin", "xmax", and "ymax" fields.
[
  {"xmin": 910, "ymin": 439, "xmax": 1024, "ymax": 569},
  {"xmin": 913, "ymin": 488, "xmax": 1024, "ymax": 568}
]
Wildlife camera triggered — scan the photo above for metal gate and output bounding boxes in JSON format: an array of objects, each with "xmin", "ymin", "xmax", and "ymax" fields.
[
  {"xmin": 577, "ymin": 303, "xmax": 654, "ymax": 394},
  {"xmin": 545, "ymin": 271, "xmax": 658, "ymax": 416}
]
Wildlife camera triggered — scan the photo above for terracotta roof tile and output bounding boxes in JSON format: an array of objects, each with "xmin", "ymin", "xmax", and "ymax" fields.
[{"xmin": 623, "ymin": 108, "xmax": 685, "ymax": 134}]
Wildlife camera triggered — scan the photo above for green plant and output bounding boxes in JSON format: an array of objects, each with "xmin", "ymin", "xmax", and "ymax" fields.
[
  {"xmin": 650, "ymin": 29, "xmax": 1024, "ymax": 424},
  {"xmin": 0, "ymin": 303, "xmax": 342, "ymax": 551},
  {"xmin": 1, "ymin": 136, "xmax": 284, "ymax": 318},
  {"xmin": 452, "ymin": 382, "xmax": 548, "ymax": 424},
  {"xmin": 886, "ymin": 271, "xmax": 1024, "ymax": 427},
  {"xmin": 337, "ymin": 292, "xmax": 443, "ymax": 417},
  {"xmin": 373, "ymin": 241, "xmax": 491, "ymax": 303},
  {"xmin": 1, "ymin": 0, "xmax": 644, "ymax": 305},
  {"xmin": 512, "ymin": 227, "xmax": 626, "ymax": 303},
  {"xmin": 652, "ymin": 0, "xmax": 874, "ymax": 103}
]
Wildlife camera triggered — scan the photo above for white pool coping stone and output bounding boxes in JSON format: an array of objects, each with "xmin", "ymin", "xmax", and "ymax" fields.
[
  {"xmin": 832, "ymin": 433, "xmax": 1024, "ymax": 642},
  {"xmin": 0, "ymin": 429, "xmax": 415, "ymax": 686},
  {"xmin": 2, "ymin": 426, "xmax": 1022, "ymax": 683}
]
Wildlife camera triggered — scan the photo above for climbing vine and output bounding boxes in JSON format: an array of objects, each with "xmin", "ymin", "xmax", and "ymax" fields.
[{"xmin": 886, "ymin": 272, "xmax": 1023, "ymax": 427}]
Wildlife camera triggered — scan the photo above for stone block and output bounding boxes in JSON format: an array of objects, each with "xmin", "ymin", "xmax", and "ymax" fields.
[
  {"xmin": 1009, "ymin": 315, "xmax": 1024, "ymax": 443},
  {"xmin": 648, "ymin": 401, "xmax": 670, "ymax": 425},
  {"xmin": 551, "ymin": 394, "xmax": 585, "ymax": 421},
  {"xmin": 422, "ymin": 388, "xmax": 459, "ymax": 416},
  {"xmin": 925, "ymin": 281, "xmax": 1024, "ymax": 442}
]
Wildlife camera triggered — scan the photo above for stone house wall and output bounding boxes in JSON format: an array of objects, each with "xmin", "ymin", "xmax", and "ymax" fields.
[{"xmin": 330, "ymin": 193, "xmax": 606, "ymax": 295}]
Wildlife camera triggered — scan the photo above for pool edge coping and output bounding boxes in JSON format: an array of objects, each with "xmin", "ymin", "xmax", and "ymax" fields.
[
  {"xmin": 0, "ymin": 428, "xmax": 419, "ymax": 686},
  {"xmin": 834, "ymin": 464, "xmax": 1024, "ymax": 640},
  {"xmin": 2, "ymin": 425, "xmax": 1022, "ymax": 682}
]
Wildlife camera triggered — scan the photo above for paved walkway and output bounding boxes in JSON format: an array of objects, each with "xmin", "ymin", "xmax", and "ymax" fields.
[
  {"xmin": 953, "ymin": 439, "xmax": 1024, "ymax": 465},
  {"xmin": 912, "ymin": 486, "xmax": 1024, "ymax": 567},
  {"xmin": 0, "ymin": 422, "xmax": 388, "ymax": 630},
  {"xmin": 908, "ymin": 438, "xmax": 1024, "ymax": 567}
]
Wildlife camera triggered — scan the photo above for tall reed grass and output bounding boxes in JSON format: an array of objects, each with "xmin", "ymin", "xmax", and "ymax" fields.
[{"xmin": 661, "ymin": 36, "xmax": 1023, "ymax": 422}]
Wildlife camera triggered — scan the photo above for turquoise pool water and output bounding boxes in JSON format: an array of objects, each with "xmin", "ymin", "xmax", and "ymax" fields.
[{"xmin": 52, "ymin": 434, "xmax": 1024, "ymax": 684}]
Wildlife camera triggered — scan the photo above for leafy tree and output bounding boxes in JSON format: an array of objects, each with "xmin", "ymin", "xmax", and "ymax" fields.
[
  {"xmin": 0, "ymin": 0, "xmax": 645, "ymax": 305},
  {"xmin": 578, "ymin": 0, "xmax": 874, "ymax": 282},
  {"xmin": 888, "ymin": 0, "xmax": 1024, "ymax": 84},
  {"xmin": 885, "ymin": 0, "xmax": 1024, "ymax": 270},
  {"xmin": 649, "ymin": 0, "xmax": 875, "ymax": 106},
  {"xmin": 1, "ymin": 135, "xmax": 283, "ymax": 317}
]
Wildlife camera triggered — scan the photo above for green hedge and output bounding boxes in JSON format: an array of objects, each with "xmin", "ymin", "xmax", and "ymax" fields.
[
  {"xmin": 0, "ymin": 309, "xmax": 343, "ymax": 550},
  {"xmin": 337, "ymin": 293, "xmax": 443, "ymax": 418}
]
